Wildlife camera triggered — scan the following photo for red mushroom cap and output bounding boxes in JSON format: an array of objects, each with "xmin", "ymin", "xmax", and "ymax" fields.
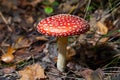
[{"xmin": 37, "ymin": 14, "xmax": 90, "ymax": 37}]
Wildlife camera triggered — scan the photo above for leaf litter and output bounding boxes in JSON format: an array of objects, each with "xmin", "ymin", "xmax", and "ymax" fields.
[
  {"xmin": 0, "ymin": 0, "xmax": 120, "ymax": 80},
  {"xmin": 18, "ymin": 63, "xmax": 46, "ymax": 80}
]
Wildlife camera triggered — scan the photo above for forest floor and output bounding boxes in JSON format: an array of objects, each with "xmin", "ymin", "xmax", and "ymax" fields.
[{"xmin": 0, "ymin": 0, "xmax": 120, "ymax": 80}]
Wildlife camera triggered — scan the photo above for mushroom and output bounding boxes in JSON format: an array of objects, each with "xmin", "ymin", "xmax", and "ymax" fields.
[{"xmin": 37, "ymin": 14, "xmax": 90, "ymax": 72}]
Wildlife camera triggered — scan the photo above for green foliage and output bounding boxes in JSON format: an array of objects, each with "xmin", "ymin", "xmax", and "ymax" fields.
[
  {"xmin": 87, "ymin": 6, "xmax": 95, "ymax": 12},
  {"xmin": 118, "ymin": 29, "xmax": 120, "ymax": 32},
  {"xmin": 44, "ymin": 6, "xmax": 53, "ymax": 14},
  {"xmin": 52, "ymin": 1, "xmax": 59, "ymax": 7},
  {"xmin": 42, "ymin": 1, "xmax": 59, "ymax": 14}
]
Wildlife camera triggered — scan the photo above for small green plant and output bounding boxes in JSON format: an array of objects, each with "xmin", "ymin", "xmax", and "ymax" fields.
[
  {"xmin": 42, "ymin": 1, "xmax": 59, "ymax": 15},
  {"xmin": 44, "ymin": 6, "xmax": 53, "ymax": 14}
]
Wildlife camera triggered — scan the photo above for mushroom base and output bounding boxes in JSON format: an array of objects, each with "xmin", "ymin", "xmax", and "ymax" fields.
[{"xmin": 57, "ymin": 37, "xmax": 68, "ymax": 72}]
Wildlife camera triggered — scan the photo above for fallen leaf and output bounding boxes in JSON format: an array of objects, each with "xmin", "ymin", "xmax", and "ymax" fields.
[
  {"xmin": 59, "ymin": 3, "xmax": 72, "ymax": 12},
  {"xmin": 97, "ymin": 21, "xmax": 108, "ymax": 35},
  {"xmin": 1, "ymin": 46, "xmax": 15, "ymax": 63},
  {"xmin": 66, "ymin": 46, "xmax": 76, "ymax": 61},
  {"xmin": 1, "ymin": 0, "xmax": 17, "ymax": 10},
  {"xmin": 26, "ymin": 16, "xmax": 34, "ymax": 24},
  {"xmin": 35, "ymin": 36, "xmax": 48, "ymax": 41},
  {"xmin": 1, "ymin": 42, "xmax": 10, "ymax": 47},
  {"xmin": 30, "ymin": 0, "xmax": 42, "ymax": 7},
  {"xmin": 13, "ymin": 36, "xmax": 31, "ymax": 49},
  {"xmin": 19, "ymin": 0, "xmax": 42, "ymax": 7},
  {"xmin": 96, "ymin": 21, "xmax": 109, "ymax": 42},
  {"xmin": 81, "ymin": 69, "xmax": 104, "ymax": 80},
  {"xmin": 67, "ymin": 61, "xmax": 82, "ymax": 71},
  {"xmin": 18, "ymin": 63, "xmax": 46, "ymax": 80},
  {"xmin": 81, "ymin": 68, "xmax": 93, "ymax": 80},
  {"xmin": 14, "ymin": 44, "xmax": 46, "ymax": 63},
  {"xmin": 1, "ymin": 65, "xmax": 16, "ymax": 74},
  {"xmin": 12, "ymin": 36, "xmax": 46, "ymax": 63}
]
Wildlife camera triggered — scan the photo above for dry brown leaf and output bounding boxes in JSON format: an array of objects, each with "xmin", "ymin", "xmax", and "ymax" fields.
[
  {"xmin": 97, "ymin": 21, "xmax": 109, "ymax": 42},
  {"xmin": 1, "ymin": 65, "xmax": 16, "ymax": 74},
  {"xmin": 13, "ymin": 36, "xmax": 31, "ymax": 49},
  {"xmin": 1, "ymin": 0, "xmax": 17, "ymax": 10},
  {"xmin": 30, "ymin": 0, "xmax": 42, "ymax": 7},
  {"xmin": 26, "ymin": 16, "xmax": 34, "ymax": 24},
  {"xmin": 1, "ymin": 46, "xmax": 15, "ymax": 63},
  {"xmin": 12, "ymin": 36, "xmax": 46, "ymax": 63},
  {"xmin": 66, "ymin": 46, "xmax": 76, "ymax": 61},
  {"xmin": 81, "ymin": 69, "xmax": 104, "ymax": 80},
  {"xmin": 19, "ymin": 0, "xmax": 42, "ymax": 7},
  {"xmin": 35, "ymin": 36, "xmax": 48, "ymax": 41},
  {"xmin": 97, "ymin": 21, "xmax": 108, "ymax": 35},
  {"xmin": 99, "ymin": 37, "xmax": 109, "ymax": 43},
  {"xmin": 14, "ymin": 44, "xmax": 46, "ymax": 63},
  {"xmin": 59, "ymin": 3, "xmax": 72, "ymax": 12},
  {"xmin": 18, "ymin": 63, "xmax": 46, "ymax": 80}
]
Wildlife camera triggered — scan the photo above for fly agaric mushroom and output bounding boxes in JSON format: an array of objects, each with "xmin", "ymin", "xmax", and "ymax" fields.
[{"xmin": 37, "ymin": 14, "xmax": 90, "ymax": 72}]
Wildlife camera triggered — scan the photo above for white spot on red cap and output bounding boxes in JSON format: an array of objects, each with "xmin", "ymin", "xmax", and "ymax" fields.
[{"xmin": 37, "ymin": 14, "xmax": 90, "ymax": 37}]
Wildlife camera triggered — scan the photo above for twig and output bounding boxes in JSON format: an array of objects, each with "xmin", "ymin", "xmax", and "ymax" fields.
[
  {"xmin": 84, "ymin": 0, "xmax": 91, "ymax": 19},
  {"xmin": 0, "ymin": 47, "xmax": 5, "ymax": 54},
  {"xmin": 0, "ymin": 11, "xmax": 12, "ymax": 32},
  {"xmin": 72, "ymin": 0, "xmax": 87, "ymax": 15},
  {"xmin": 47, "ymin": 72, "xmax": 84, "ymax": 80},
  {"xmin": 102, "ymin": 67, "xmax": 120, "ymax": 71}
]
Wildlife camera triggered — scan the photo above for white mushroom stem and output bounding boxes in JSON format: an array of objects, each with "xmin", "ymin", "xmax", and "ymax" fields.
[{"xmin": 57, "ymin": 37, "xmax": 68, "ymax": 72}]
